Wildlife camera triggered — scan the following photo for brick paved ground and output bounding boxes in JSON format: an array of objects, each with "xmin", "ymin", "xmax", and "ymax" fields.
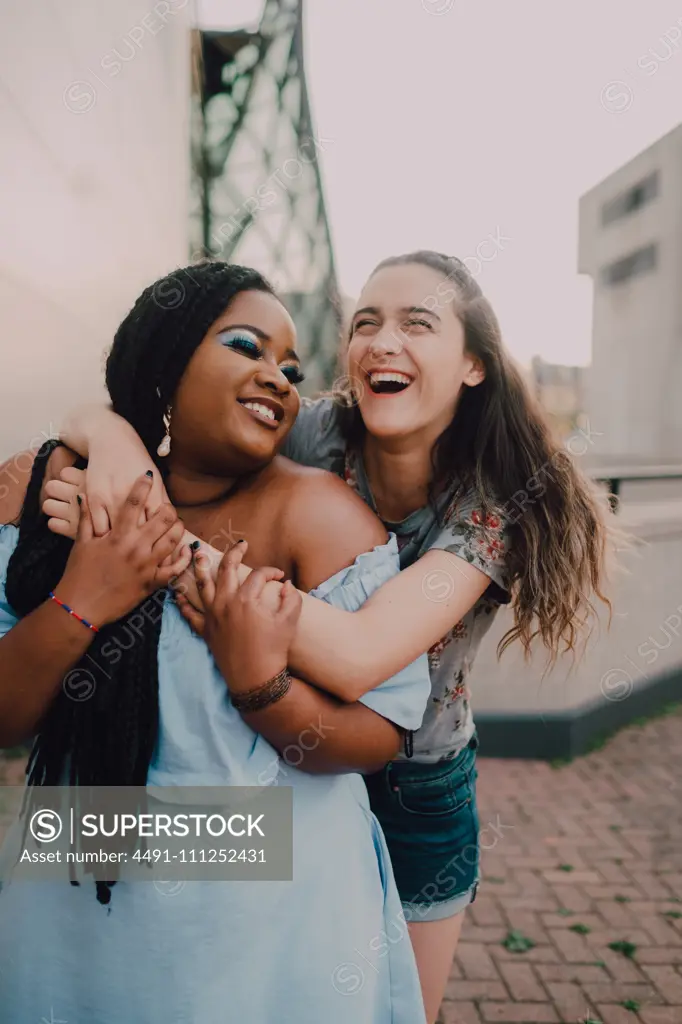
[
  {"xmin": 441, "ymin": 707, "xmax": 682, "ymax": 1024},
  {"xmin": 1, "ymin": 709, "xmax": 681, "ymax": 1024}
]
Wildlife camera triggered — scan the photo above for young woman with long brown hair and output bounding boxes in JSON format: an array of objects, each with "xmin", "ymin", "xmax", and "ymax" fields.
[{"xmin": 37, "ymin": 251, "xmax": 614, "ymax": 1022}]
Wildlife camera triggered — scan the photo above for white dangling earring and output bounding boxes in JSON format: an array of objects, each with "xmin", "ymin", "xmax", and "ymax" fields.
[{"xmin": 157, "ymin": 406, "xmax": 172, "ymax": 457}]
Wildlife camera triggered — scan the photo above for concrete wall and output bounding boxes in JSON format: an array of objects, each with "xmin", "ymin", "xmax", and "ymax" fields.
[
  {"xmin": 578, "ymin": 124, "xmax": 682, "ymax": 462},
  {"xmin": 0, "ymin": 0, "xmax": 192, "ymax": 461},
  {"xmin": 472, "ymin": 497, "xmax": 682, "ymax": 719}
]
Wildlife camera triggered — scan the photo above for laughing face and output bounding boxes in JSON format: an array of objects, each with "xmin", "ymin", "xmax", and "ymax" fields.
[
  {"xmin": 169, "ymin": 289, "xmax": 302, "ymax": 475},
  {"xmin": 347, "ymin": 262, "xmax": 484, "ymax": 445}
]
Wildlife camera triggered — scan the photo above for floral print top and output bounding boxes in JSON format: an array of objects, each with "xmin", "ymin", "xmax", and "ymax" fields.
[{"xmin": 282, "ymin": 397, "xmax": 511, "ymax": 762}]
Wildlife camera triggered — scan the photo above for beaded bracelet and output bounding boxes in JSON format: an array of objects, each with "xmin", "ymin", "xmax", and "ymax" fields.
[
  {"xmin": 49, "ymin": 592, "xmax": 99, "ymax": 634},
  {"xmin": 229, "ymin": 667, "xmax": 291, "ymax": 713}
]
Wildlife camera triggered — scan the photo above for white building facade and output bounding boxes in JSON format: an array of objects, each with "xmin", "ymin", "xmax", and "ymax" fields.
[
  {"xmin": 578, "ymin": 123, "xmax": 682, "ymax": 462},
  {"xmin": 0, "ymin": 1, "xmax": 192, "ymax": 460}
]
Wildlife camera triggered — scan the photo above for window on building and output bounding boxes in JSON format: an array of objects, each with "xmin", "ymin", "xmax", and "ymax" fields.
[
  {"xmin": 600, "ymin": 243, "xmax": 657, "ymax": 286},
  {"xmin": 601, "ymin": 171, "xmax": 659, "ymax": 226}
]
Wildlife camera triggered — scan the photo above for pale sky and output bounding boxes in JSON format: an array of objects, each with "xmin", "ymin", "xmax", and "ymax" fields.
[{"xmin": 198, "ymin": 0, "xmax": 682, "ymax": 367}]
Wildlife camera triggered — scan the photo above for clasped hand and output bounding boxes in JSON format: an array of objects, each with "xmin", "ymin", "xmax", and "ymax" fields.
[
  {"xmin": 56, "ymin": 474, "xmax": 191, "ymax": 627},
  {"xmin": 44, "ymin": 466, "xmax": 302, "ymax": 692},
  {"xmin": 178, "ymin": 542, "xmax": 302, "ymax": 694}
]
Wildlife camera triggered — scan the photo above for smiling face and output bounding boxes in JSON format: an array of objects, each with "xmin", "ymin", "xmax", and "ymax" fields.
[
  {"xmin": 347, "ymin": 262, "xmax": 485, "ymax": 445},
  {"xmin": 170, "ymin": 288, "xmax": 302, "ymax": 475}
]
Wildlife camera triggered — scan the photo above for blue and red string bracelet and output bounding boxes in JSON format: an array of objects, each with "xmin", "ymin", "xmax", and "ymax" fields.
[{"xmin": 49, "ymin": 592, "xmax": 99, "ymax": 633}]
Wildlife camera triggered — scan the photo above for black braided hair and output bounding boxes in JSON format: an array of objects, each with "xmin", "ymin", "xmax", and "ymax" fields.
[{"xmin": 5, "ymin": 262, "xmax": 274, "ymax": 904}]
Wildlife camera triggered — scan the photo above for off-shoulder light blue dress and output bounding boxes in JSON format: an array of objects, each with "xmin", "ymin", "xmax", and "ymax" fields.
[{"xmin": 0, "ymin": 524, "xmax": 429, "ymax": 1024}]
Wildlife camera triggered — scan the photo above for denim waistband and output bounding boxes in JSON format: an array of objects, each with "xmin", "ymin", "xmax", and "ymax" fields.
[{"xmin": 385, "ymin": 734, "xmax": 478, "ymax": 784}]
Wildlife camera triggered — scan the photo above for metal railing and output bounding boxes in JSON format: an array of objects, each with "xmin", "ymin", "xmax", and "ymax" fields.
[{"xmin": 589, "ymin": 464, "xmax": 682, "ymax": 511}]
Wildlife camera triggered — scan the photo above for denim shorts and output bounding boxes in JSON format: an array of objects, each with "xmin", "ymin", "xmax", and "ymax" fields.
[{"xmin": 364, "ymin": 735, "xmax": 480, "ymax": 922}]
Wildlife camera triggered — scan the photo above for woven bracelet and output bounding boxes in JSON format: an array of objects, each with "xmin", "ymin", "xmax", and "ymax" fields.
[{"xmin": 230, "ymin": 667, "xmax": 292, "ymax": 713}]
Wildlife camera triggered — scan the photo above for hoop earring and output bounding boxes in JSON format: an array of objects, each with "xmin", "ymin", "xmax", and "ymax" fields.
[{"xmin": 157, "ymin": 406, "xmax": 172, "ymax": 457}]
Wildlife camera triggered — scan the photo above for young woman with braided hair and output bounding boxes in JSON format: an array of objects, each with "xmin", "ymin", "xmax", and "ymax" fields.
[
  {"xmin": 7, "ymin": 253, "xmax": 615, "ymax": 1023},
  {"xmin": 0, "ymin": 262, "xmax": 431, "ymax": 1023}
]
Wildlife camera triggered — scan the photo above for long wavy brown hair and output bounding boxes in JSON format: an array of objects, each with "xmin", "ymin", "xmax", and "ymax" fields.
[{"xmin": 339, "ymin": 250, "xmax": 618, "ymax": 667}]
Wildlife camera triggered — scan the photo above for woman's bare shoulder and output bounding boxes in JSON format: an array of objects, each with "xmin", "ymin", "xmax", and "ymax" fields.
[
  {"xmin": 267, "ymin": 457, "xmax": 387, "ymax": 590},
  {"xmin": 270, "ymin": 455, "xmax": 372, "ymax": 516}
]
